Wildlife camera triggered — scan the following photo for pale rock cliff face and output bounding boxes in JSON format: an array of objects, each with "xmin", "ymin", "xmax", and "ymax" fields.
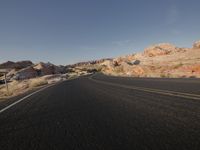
[
  {"xmin": 143, "ymin": 43, "xmax": 177, "ymax": 57},
  {"xmin": 0, "ymin": 61, "xmax": 67, "ymax": 81}
]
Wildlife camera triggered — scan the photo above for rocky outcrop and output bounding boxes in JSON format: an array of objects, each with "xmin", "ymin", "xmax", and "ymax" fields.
[
  {"xmin": 113, "ymin": 54, "xmax": 135, "ymax": 65},
  {"xmin": 117, "ymin": 62, "xmax": 145, "ymax": 76},
  {"xmin": 34, "ymin": 62, "xmax": 67, "ymax": 76},
  {"xmin": 193, "ymin": 41, "xmax": 200, "ymax": 49},
  {"xmin": 34, "ymin": 62, "xmax": 52, "ymax": 75},
  {"xmin": 34, "ymin": 62, "xmax": 57, "ymax": 76},
  {"xmin": 130, "ymin": 60, "xmax": 140, "ymax": 65},
  {"xmin": 0, "ymin": 61, "xmax": 67, "ymax": 81},
  {"xmin": 13, "ymin": 67, "xmax": 38, "ymax": 80},
  {"xmin": 143, "ymin": 43, "xmax": 177, "ymax": 57}
]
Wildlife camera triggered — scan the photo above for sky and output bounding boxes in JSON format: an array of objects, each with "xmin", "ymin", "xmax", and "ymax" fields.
[{"xmin": 0, "ymin": 0, "xmax": 200, "ymax": 65}]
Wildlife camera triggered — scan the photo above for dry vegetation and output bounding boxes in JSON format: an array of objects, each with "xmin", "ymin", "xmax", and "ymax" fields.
[
  {"xmin": 0, "ymin": 80, "xmax": 29, "ymax": 98},
  {"xmin": 0, "ymin": 75, "xmax": 67, "ymax": 100},
  {"xmin": 29, "ymin": 78, "xmax": 48, "ymax": 88}
]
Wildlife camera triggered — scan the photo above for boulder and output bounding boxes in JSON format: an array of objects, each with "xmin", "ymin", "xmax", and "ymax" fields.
[{"xmin": 130, "ymin": 60, "xmax": 140, "ymax": 65}]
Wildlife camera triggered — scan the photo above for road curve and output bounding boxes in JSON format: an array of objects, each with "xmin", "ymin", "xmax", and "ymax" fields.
[{"xmin": 0, "ymin": 74, "xmax": 200, "ymax": 150}]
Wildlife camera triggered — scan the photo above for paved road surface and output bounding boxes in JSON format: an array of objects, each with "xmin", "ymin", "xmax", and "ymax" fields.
[{"xmin": 0, "ymin": 73, "xmax": 200, "ymax": 150}]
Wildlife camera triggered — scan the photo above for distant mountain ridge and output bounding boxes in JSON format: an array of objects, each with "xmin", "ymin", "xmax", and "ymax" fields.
[
  {"xmin": 0, "ymin": 61, "xmax": 33, "ymax": 70},
  {"xmin": 1, "ymin": 40, "xmax": 200, "ymax": 79}
]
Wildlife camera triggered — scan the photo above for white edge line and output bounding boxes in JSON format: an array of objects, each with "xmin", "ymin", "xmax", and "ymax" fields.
[
  {"xmin": 0, "ymin": 76, "xmax": 81, "ymax": 114},
  {"xmin": 0, "ymin": 84, "xmax": 54, "ymax": 114},
  {"xmin": 0, "ymin": 77, "xmax": 80, "ymax": 114}
]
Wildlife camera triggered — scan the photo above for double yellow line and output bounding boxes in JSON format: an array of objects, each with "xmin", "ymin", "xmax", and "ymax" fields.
[{"xmin": 89, "ymin": 76, "xmax": 200, "ymax": 100}]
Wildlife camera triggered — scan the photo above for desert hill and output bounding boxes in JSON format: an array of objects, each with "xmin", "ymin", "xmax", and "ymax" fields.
[
  {"xmin": 72, "ymin": 40, "xmax": 200, "ymax": 78},
  {"xmin": 1, "ymin": 40, "xmax": 200, "ymax": 99}
]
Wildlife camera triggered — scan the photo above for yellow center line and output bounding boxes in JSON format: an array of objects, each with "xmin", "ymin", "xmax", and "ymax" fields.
[{"xmin": 89, "ymin": 77, "xmax": 200, "ymax": 100}]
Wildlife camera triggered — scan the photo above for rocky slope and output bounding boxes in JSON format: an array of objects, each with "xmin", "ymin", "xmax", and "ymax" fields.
[
  {"xmin": 0, "ymin": 61, "xmax": 70, "ymax": 99},
  {"xmin": 0, "ymin": 61, "xmax": 68, "ymax": 81},
  {"xmin": 73, "ymin": 40, "xmax": 200, "ymax": 78}
]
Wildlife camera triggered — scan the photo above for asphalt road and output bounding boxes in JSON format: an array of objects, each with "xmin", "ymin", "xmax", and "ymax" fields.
[{"xmin": 1, "ymin": 73, "xmax": 200, "ymax": 150}]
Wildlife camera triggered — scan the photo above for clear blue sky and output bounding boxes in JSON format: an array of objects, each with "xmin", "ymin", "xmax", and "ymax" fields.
[{"xmin": 0, "ymin": 0, "xmax": 200, "ymax": 65}]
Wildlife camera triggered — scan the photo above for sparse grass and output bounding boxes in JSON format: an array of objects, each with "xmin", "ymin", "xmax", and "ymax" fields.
[
  {"xmin": 29, "ymin": 78, "xmax": 48, "ymax": 88},
  {"xmin": 0, "ymin": 77, "xmax": 48, "ymax": 99},
  {"xmin": 0, "ymin": 74, "xmax": 70, "ymax": 100},
  {"xmin": 0, "ymin": 80, "xmax": 29, "ymax": 98}
]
